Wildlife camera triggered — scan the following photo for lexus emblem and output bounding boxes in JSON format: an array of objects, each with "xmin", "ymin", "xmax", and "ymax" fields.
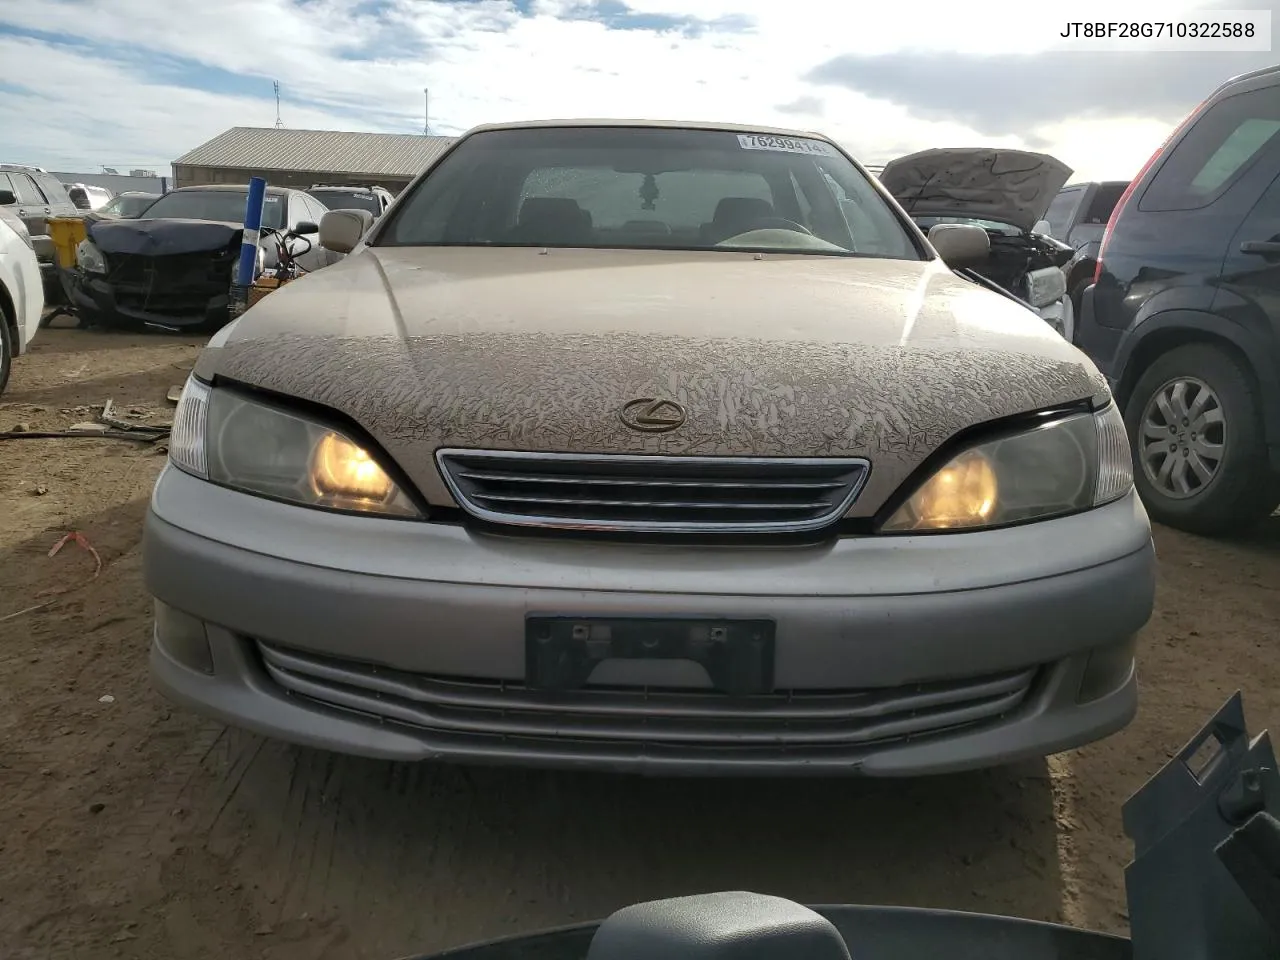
[{"xmin": 619, "ymin": 397, "xmax": 687, "ymax": 433}]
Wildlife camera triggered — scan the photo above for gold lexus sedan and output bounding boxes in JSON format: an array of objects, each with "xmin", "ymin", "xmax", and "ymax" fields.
[{"xmin": 146, "ymin": 120, "xmax": 1156, "ymax": 776}]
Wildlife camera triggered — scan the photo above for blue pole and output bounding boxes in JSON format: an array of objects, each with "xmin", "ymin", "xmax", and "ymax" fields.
[{"xmin": 235, "ymin": 176, "xmax": 267, "ymax": 287}]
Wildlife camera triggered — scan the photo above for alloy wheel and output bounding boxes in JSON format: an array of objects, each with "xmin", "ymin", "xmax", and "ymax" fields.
[{"xmin": 1139, "ymin": 376, "xmax": 1226, "ymax": 499}]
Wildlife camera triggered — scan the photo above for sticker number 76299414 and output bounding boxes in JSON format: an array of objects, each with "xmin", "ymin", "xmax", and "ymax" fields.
[{"xmin": 736, "ymin": 134, "xmax": 835, "ymax": 155}]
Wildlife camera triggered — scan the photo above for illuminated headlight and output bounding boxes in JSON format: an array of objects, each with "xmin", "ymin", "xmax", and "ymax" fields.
[
  {"xmin": 76, "ymin": 238, "xmax": 106, "ymax": 274},
  {"xmin": 1025, "ymin": 266, "xmax": 1067, "ymax": 308},
  {"xmin": 168, "ymin": 375, "xmax": 419, "ymax": 517},
  {"xmin": 881, "ymin": 403, "xmax": 1133, "ymax": 532}
]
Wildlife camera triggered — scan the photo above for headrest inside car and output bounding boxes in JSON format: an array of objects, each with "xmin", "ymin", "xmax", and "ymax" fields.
[
  {"xmin": 585, "ymin": 892, "xmax": 853, "ymax": 960},
  {"xmin": 712, "ymin": 197, "xmax": 774, "ymax": 225},
  {"xmin": 518, "ymin": 197, "xmax": 591, "ymax": 226}
]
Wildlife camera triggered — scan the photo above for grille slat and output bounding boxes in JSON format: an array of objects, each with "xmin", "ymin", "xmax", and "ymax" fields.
[
  {"xmin": 472, "ymin": 494, "xmax": 835, "ymax": 511},
  {"xmin": 257, "ymin": 641, "xmax": 1037, "ymax": 750},
  {"xmin": 457, "ymin": 471, "xmax": 846, "ymax": 491},
  {"xmin": 437, "ymin": 450, "xmax": 871, "ymax": 533}
]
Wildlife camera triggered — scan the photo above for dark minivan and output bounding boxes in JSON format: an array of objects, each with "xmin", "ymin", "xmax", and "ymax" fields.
[
  {"xmin": 1043, "ymin": 180, "xmax": 1129, "ymax": 316},
  {"xmin": 1078, "ymin": 64, "xmax": 1280, "ymax": 535}
]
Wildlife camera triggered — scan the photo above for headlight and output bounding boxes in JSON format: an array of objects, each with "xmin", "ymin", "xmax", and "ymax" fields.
[
  {"xmin": 1025, "ymin": 266, "xmax": 1067, "ymax": 308},
  {"xmin": 168, "ymin": 375, "xmax": 420, "ymax": 517},
  {"xmin": 882, "ymin": 403, "xmax": 1133, "ymax": 532},
  {"xmin": 76, "ymin": 238, "xmax": 106, "ymax": 274}
]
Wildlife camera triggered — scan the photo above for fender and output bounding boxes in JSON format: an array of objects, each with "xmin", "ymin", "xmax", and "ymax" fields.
[
  {"xmin": 1114, "ymin": 308, "xmax": 1280, "ymax": 452},
  {"xmin": 1064, "ymin": 241, "xmax": 1101, "ymax": 289}
]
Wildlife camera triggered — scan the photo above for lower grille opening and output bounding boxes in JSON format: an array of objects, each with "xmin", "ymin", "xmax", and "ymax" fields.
[{"xmin": 254, "ymin": 640, "xmax": 1038, "ymax": 757}]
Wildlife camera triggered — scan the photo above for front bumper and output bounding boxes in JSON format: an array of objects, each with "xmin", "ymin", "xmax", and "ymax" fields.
[
  {"xmin": 67, "ymin": 270, "xmax": 230, "ymax": 328},
  {"xmin": 145, "ymin": 467, "xmax": 1156, "ymax": 776}
]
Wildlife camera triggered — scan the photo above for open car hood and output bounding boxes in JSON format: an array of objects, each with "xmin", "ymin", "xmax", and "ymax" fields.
[
  {"xmin": 879, "ymin": 148, "xmax": 1073, "ymax": 233},
  {"xmin": 86, "ymin": 218, "xmax": 244, "ymax": 257}
]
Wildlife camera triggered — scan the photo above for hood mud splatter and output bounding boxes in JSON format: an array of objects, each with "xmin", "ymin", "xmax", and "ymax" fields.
[{"xmin": 199, "ymin": 247, "xmax": 1108, "ymax": 516}]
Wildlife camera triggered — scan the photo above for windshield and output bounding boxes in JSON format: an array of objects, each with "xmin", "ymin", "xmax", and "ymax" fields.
[
  {"xmin": 309, "ymin": 189, "xmax": 381, "ymax": 214},
  {"xmin": 111, "ymin": 194, "xmax": 158, "ymax": 218},
  {"xmin": 378, "ymin": 126, "xmax": 921, "ymax": 259},
  {"xmin": 140, "ymin": 189, "xmax": 286, "ymax": 229}
]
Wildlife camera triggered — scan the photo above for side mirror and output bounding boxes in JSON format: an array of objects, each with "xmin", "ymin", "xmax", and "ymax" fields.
[
  {"xmin": 293, "ymin": 220, "xmax": 319, "ymax": 236},
  {"xmin": 1031, "ymin": 219, "xmax": 1052, "ymax": 237},
  {"xmin": 928, "ymin": 223, "xmax": 990, "ymax": 269},
  {"xmin": 318, "ymin": 209, "xmax": 373, "ymax": 254},
  {"xmin": 0, "ymin": 189, "xmax": 15, "ymax": 206}
]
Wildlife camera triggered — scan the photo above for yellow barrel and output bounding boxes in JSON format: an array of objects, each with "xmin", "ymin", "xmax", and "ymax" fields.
[{"xmin": 46, "ymin": 217, "xmax": 88, "ymax": 269}]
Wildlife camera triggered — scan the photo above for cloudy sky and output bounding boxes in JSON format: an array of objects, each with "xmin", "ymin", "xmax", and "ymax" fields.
[{"xmin": 1, "ymin": 0, "xmax": 1275, "ymax": 182}]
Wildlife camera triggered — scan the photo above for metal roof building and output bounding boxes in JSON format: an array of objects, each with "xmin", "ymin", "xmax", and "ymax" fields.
[{"xmin": 172, "ymin": 127, "xmax": 457, "ymax": 194}]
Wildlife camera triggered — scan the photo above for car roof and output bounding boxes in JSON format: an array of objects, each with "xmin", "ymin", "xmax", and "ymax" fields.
[
  {"xmin": 461, "ymin": 118, "xmax": 832, "ymax": 142},
  {"xmin": 172, "ymin": 184, "xmax": 293, "ymax": 195},
  {"xmin": 1208, "ymin": 62, "xmax": 1280, "ymax": 101}
]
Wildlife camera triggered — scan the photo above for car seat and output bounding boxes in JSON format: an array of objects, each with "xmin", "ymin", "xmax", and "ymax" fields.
[
  {"xmin": 699, "ymin": 197, "xmax": 776, "ymax": 244},
  {"xmin": 511, "ymin": 197, "xmax": 594, "ymax": 246}
]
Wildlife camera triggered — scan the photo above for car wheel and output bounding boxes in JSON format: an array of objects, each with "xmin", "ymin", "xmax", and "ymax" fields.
[
  {"xmin": 0, "ymin": 303, "xmax": 12, "ymax": 397},
  {"xmin": 1124, "ymin": 343, "xmax": 1276, "ymax": 536}
]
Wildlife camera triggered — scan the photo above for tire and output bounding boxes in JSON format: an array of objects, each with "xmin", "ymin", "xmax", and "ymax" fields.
[
  {"xmin": 0, "ymin": 304, "xmax": 12, "ymax": 397},
  {"xmin": 1124, "ymin": 343, "xmax": 1277, "ymax": 536}
]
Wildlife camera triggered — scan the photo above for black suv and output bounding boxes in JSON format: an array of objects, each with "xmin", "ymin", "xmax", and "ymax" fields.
[{"xmin": 1079, "ymin": 64, "xmax": 1280, "ymax": 536}]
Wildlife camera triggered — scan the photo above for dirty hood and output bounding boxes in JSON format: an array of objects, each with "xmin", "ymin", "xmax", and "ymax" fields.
[
  {"xmin": 87, "ymin": 218, "xmax": 243, "ymax": 257},
  {"xmin": 880, "ymin": 148, "xmax": 1074, "ymax": 233},
  {"xmin": 197, "ymin": 246, "xmax": 1107, "ymax": 515}
]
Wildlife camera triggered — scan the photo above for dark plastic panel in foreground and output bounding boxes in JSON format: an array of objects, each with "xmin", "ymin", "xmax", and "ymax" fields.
[
  {"xmin": 403, "ymin": 901, "xmax": 1130, "ymax": 960},
  {"xmin": 1123, "ymin": 691, "xmax": 1280, "ymax": 960}
]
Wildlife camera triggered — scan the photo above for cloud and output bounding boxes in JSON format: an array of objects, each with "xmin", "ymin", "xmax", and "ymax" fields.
[
  {"xmin": 776, "ymin": 95, "xmax": 824, "ymax": 117},
  {"xmin": 1, "ymin": 0, "xmax": 1266, "ymax": 183},
  {"xmin": 807, "ymin": 49, "xmax": 1277, "ymax": 136}
]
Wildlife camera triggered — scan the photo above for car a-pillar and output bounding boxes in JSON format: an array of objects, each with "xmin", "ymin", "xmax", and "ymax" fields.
[{"xmin": 1119, "ymin": 331, "xmax": 1280, "ymax": 536}]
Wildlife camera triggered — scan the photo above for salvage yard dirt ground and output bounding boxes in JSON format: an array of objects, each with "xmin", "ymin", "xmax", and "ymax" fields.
[{"xmin": 1, "ymin": 324, "xmax": 1277, "ymax": 960}]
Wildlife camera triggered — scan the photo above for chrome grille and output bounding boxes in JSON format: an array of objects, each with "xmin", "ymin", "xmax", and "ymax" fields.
[
  {"xmin": 256, "ymin": 641, "xmax": 1037, "ymax": 756},
  {"xmin": 435, "ymin": 450, "xmax": 871, "ymax": 533}
]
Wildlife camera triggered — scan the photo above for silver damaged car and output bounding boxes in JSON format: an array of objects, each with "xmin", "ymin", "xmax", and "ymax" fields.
[{"xmin": 145, "ymin": 120, "xmax": 1157, "ymax": 776}]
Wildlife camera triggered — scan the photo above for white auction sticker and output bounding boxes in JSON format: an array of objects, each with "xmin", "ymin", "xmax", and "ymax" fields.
[{"xmin": 737, "ymin": 134, "xmax": 834, "ymax": 156}]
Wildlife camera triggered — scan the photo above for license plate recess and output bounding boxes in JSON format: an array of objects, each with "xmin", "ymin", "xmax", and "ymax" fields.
[{"xmin": 525, "ymin": 617, "xmax": 775, "ymax": 696}]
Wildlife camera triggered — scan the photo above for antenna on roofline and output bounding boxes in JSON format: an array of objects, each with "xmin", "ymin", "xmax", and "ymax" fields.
[
  {"xmin": 424, "ymin": 87, "xmax": 429, "ymax": 136},
  {"xmin": 274, "ymin": 81, "xmax": 284, "ymax": 129}
]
